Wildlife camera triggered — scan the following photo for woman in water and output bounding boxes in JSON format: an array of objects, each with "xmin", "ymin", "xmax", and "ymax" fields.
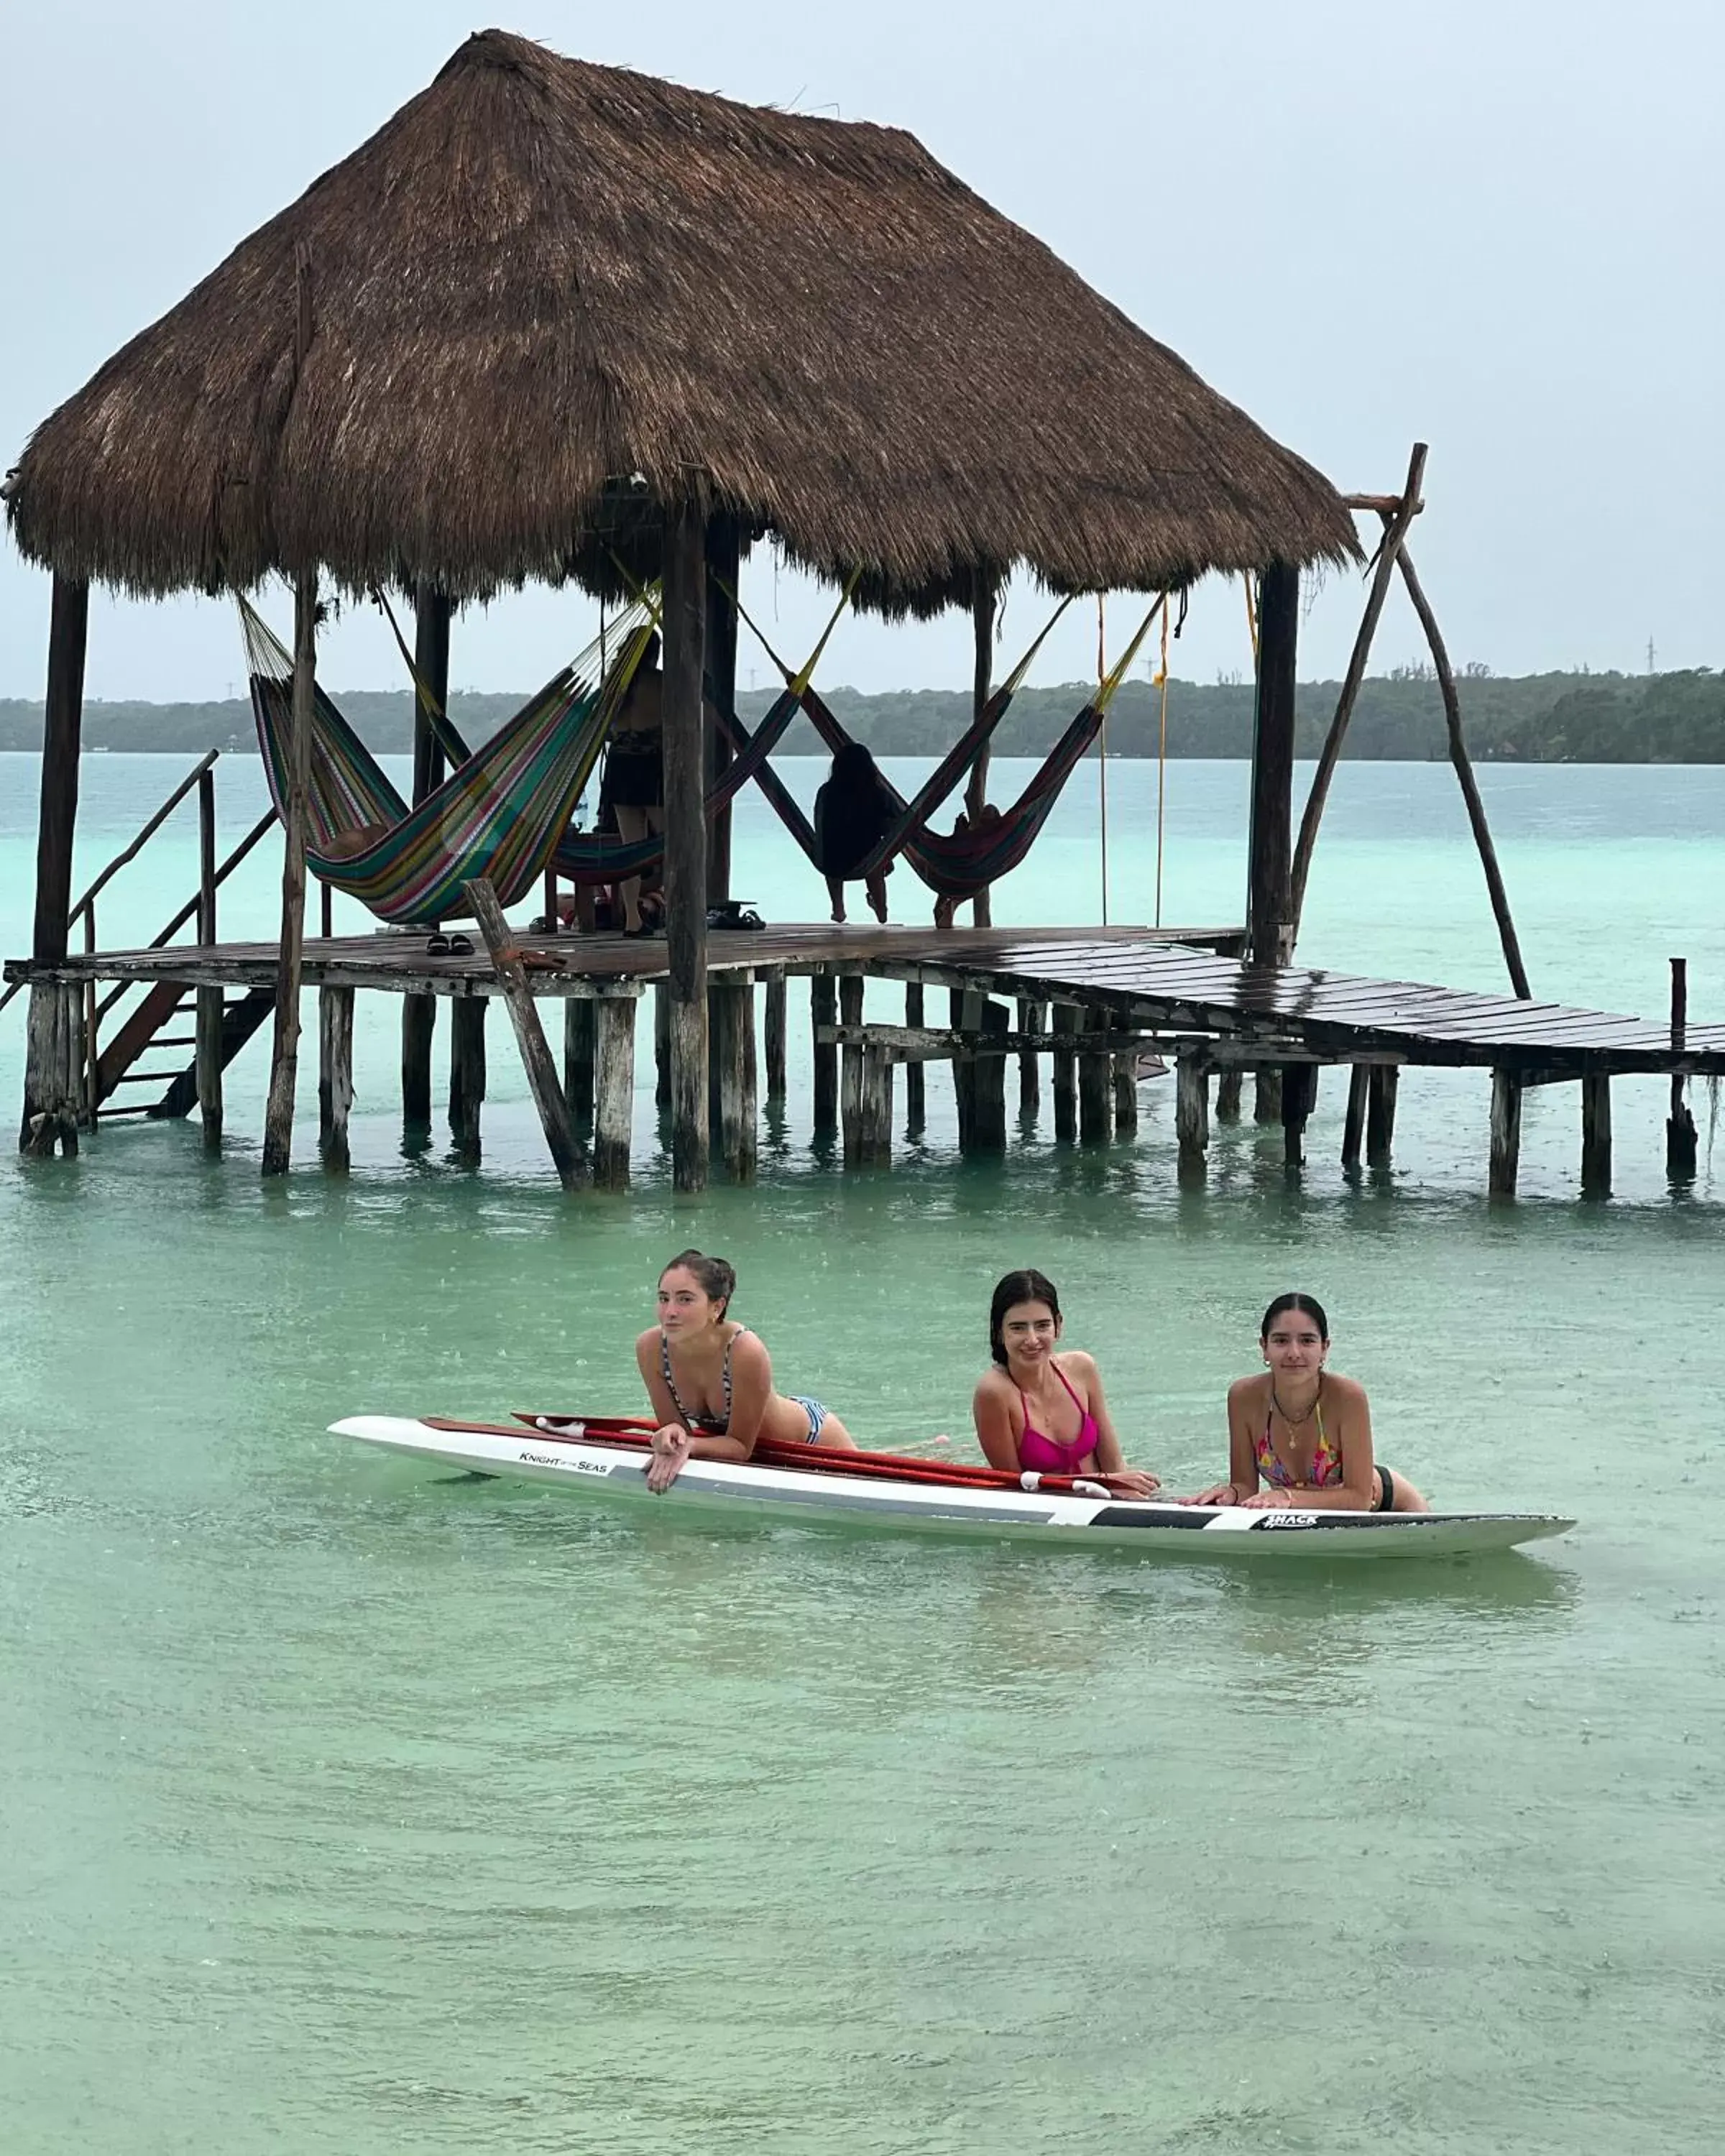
[
  {"xmin": 636, "ymin": 1250, "xmax": 857, "ymax": 1491},
  {"xmin": 1190, "ymin": 1292, "xmax": 1428, "ymax": 1511},
  {"xmin": 972, "ymin": 1268, "xmax": 1162, "ymax": 1497}
]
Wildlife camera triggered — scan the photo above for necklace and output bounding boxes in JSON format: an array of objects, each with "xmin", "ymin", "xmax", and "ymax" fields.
[{"xmin": 1271, "ymin": 1375, "xmax": 1321, "ymax": 1428}]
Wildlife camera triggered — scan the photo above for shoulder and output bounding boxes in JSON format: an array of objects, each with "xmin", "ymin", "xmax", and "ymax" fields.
[
  {"xmin": 728, "ymin": 1325, "xmax": 771, "ymax": 1371},
  {"xmin": 1227, "ymin": 1373, "xmax": 1266, "ymax": 1407},
  {"xmin": 973, "ymin": 1366, "xmax": 1017, "ymax": 1410},
  {"xmin": 1322, "ymin": 1371, "xmax": 1370, "ymax": 1412},
  {"xmin": 1059, "ymin": 1349, "xmax": 1100, "ymax": 1388},
  {"xmin": 633, "ymin": 1328, "xmax": 661, "ymax": 1365}
]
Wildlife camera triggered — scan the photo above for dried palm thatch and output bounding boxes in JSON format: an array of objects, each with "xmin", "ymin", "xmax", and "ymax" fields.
[{"xmin": 4, "ymin": 29, "xmax": 1359, "ymax": 612}]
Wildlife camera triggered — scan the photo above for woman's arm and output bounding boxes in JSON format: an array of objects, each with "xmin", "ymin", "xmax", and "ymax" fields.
[
  {"xmin": 636, "ymin": 1330, "xmax": 750, "ymax": 1491},
  {"xmin": 1239, "ymin": 1376, "xmax": 1377, "ymax": 1510},
  {"xmin": 972, "ymin": 1375, "xmax": 1024, "ymax": 1475},
  {"xmin": 717, "ymin": 1332, "xmax": 773, "ymax": 1461},
  {"xmin": 1067, "ymin": 1353, "xmax": 1159, "ymax": 1495},
  {"xmin": 1188, "ymin": 1379, "xmax": 1262, "ymax": 1505}
]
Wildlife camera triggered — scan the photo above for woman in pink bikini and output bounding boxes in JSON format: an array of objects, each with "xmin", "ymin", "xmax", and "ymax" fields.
[
  {"xmin": 1189, "ymin": 1291, "xmax": 1429, "ymax": 1512},
  {"xmin": 971, "ymin": 1269, "xmax": 1162, "ymax": 1496}
]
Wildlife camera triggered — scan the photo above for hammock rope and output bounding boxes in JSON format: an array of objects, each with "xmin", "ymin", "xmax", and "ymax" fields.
[{"xmin": 240, "ymin": 590, "xmax": 656, "ymax": 924}]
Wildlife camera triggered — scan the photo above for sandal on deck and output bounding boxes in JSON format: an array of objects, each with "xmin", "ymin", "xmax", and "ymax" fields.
[
  {"xmin": 426, "ymin": 933, "xmax": 451, "ymax": 956},
  {"xmin": 447, "ymin": 934, "xmax": 474, "ymax": 957}
]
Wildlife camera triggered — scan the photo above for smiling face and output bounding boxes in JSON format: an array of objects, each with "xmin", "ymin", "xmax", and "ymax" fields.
[
  {"xmin": 1262, "ymin": 1307, "xmax": 1329, "ymax": 1378},
  {"xmin": 999, "ymin": 1299, "xmax": 1062, "ymax": 1374},
  {"xmin": 658, "ymin": 1266, "xmax": 724, "ymax": 1338}
]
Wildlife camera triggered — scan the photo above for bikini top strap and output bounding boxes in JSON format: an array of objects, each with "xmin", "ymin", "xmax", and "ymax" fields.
[
  {"xmin": 1053, "ymin": 1359, "xmax": 1085, "ymax": 1415},
  {"xmin": 659, "ymin": 1330, "xmax": 693, "ymax": 1426}
]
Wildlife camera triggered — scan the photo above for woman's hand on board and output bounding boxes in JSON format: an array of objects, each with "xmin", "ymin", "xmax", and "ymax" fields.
[
  {"xmin": 1103, "ymin": 1469, "xmax": 1162, "ymax": 1498},
  {"xmin": 1239, "ymin": 1487, "xmax": 1294, "ymax": 1511},
  {"xmin": 646, "ymin": 1425, "xmax": 693, "ymax": 1493},
  {"xmin": 1185, "ymin": 1482, "xmax": 1238, "ymax": 1507}
]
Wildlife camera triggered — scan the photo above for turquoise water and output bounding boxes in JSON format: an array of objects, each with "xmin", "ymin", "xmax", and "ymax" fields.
[{"xmin": 3, "ymin": 755, "xmax": 1723, "ymax": 2152}]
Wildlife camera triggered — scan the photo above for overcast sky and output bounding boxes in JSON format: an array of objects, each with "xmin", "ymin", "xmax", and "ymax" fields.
[{"xmin": 2, "ymin": 0, "xmax": 1719, "ymax": 703}]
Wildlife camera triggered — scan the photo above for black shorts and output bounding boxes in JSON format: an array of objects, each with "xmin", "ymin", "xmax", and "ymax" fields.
[
  {"xmin": 1374, "ymin": 1465, "xmax": 1398, "ymax": 1511},
  {"xmin": 605, "ymin": 746, "xmax": 663, "ymax": 810}
]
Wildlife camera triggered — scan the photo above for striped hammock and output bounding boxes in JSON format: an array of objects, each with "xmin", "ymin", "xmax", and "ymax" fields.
[
  {"xmin": 770, "ymin": 599, "xmax": 1165, "ymax": 900},
  {"xmin": 241, "ymin": 594, "xmax": 656, "ymax": 924}
]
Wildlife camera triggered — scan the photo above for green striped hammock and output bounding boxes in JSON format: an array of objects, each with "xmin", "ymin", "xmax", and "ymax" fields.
[{"xmin": 241, "ymin": 593, "xmax": 656, "ymax": 924}]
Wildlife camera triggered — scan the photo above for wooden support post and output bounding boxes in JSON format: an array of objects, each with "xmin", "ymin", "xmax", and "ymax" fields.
[
  {"xmin": 594, "ymin": 992, "xmax": 637, "ymax": 1191},
  {"xmin": 950, "ymin": 987, "xmax": 981, "ymax": 1151},
  {"xmin": 1017, "ymin": 998, "xmax": 1043, "ymax": 1118},
  {"xmin": 1246, "ymin": 561, "xmax": 1299, "ymax": 967},
  {"xmin": 966, "ymin": 577, "xmax": 998, "ymax": 927},
  {"xmin": 1341, "ymin": 1065, "xmax": 1369, "ymax": 1169},
  {"xmin": 318, "ymin": 985, "xmax": 354, "ymax": 1170},
  {"xmin": 811, "ymin": 973, "xmax": 838, "ymax": 1135},
  {"xmin": 1489, "ymin": 1067, "xmax": 1522, "ymax": 1196},
  {"xmin": 448, "ymin": 996, "xmax": 488, "ymax": 1159},
  {"xmin": 1282, "ymin": 1062, "xmax": 1317, "ymax": 1169},
  {"xmin": 654, "ymin": 982, "xmax": 671, "ymax": 1110},
  {"xmin": 971, "ymin": 999, "xmax": 1009, "ymax": 1153},
  {"xmin": 840, "ymin": 973, "xmax": 865, "ymax": 1166},
  {"xmin": 704, "ymin": 512, "xmax": 740, "ymax": 907},
  {"xmin": 1078, "ymin": 1011, "xmax": 1113, "ymax": 1145},
  {"xmin": 709, "ymin": 978, "xmax": 758, "ymax": 1181},
  {"xmin": 1289, "ymin": 448, "xmax": 1426, "ymax": 939},
  {"xmin": 663, "ymin": 494, "xmax": 709, "ymax": 1192},
  {"xmin": 1581, "ymin": 1071, "xmax": 1612, "ymax": 1199},
  {"xmin": 464, "ymin": 878, "xmax": 581, "ymax": 1190},
  {"xmin": 1052, "ymin": 1003, "xmax": 1078, "ymax": 1142},
  {"xmin": 1176, "ymin": 1056, "xmax": 1209, "ymax": 1176},
  {"xmin": 402, "ymin": 998, "xmax": 436, "ymax": 1132},
  {"xmin": 1366, "ymin": 1065, "xmax": 1399, "ymax": 1168},
  {"xmin": 22, "ymin": 982, "xmax": 83, "ymax": 1157},
  {"xmin": 22, "ymin": 573, "xmax": 89, "ymax": 1152},
  {"xmin": 402, "ymin": 581, "xmax": 452, "ymax": 1137},
  {"xmin": 262, "ymin": 558, "xmax": 317, "ymax": 1177},
  {"xmin": 1668, "ymin": 957, "xmax": 1698, "ymax": 1181},
  {"xmin": 195, "ymin": 761, "xmax": 223, "ymax": 1147},
  {"xmin": 564, "ymin": 998, "xmax": 597, "ymax": 1128},
  {"xmin": 904, "ymin": 982, "xmax": 926, "ymax": 1133},
  {"xmin": 1113, "ymin": 1049, "xmax": 1138, "ymax": 1138},
  {"xmin": 1254, "ymin": 1067, "xmax": 1283, "ymax": 1124},
  {"xmin": 763, "ymin": 967, "xmax": 788, "ymax": 1102},
  {"xmin": 860, "ymin": 1046, "xmax": 894, "ymax": 1167},
  {"xmin": 1215, "ymin": 1069, "xmax": 1243, "ymax": 1123}
]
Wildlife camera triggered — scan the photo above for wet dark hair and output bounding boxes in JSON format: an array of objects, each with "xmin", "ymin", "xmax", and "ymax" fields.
[
  {"xmin": 1261, "ymin": 1292, "xmax": 1330, "ymax": 1342},
  {"xmin": 989, "ymin": 1268, "xmax": 1062, "ymax": 1365},
  {"xmin": 661, "ymin": 1249, "xmax": 736, "ymax": 1319},
  {"xmin": 640, "ymin": 630, "xmax": 662, "ymax": 668}
]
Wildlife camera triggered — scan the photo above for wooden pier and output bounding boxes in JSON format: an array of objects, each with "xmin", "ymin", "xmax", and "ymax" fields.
[{"xmin": 9, "ymin": 922, "xmax": 1720, "ymax": 1198}]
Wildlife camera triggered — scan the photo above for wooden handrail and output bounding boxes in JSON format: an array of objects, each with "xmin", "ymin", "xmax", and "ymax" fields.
[
  {"xmin": 66, "ymin": 751, "xmax": 219, "ymax": 929},
  {"xmin": 91, "ymin": 808, "xmax": 278, "ymax": 1026}
]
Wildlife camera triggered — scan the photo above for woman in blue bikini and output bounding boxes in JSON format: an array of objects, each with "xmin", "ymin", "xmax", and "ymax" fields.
[
  {"xmin": 635, "ymin": 1250, "xmax": 857, "ymax": 1491},
  {"xmin": 1190, "ymin": 1292, "xmax": 1428, "ymax": 1512}
]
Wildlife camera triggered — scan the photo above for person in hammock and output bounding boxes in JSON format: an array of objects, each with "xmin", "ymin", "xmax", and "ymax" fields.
[
  {"xmin": 932, "ymin": 802, "xmax": 1003, "ymax": 930},
  {"xmin": 814, "ymin": 743, "xmax": 896, "ymax": 924}
]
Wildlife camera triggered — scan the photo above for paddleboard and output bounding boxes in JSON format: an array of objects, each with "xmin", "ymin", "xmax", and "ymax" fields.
[{"xmin": 331, "ymin": 1414, "xmax": 1574, "ymax": 1560}]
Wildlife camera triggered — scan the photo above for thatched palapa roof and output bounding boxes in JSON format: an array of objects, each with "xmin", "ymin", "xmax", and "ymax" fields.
[{"xmin": 4, "ymin": 29, "xmax": 1358, "ymax": 612}]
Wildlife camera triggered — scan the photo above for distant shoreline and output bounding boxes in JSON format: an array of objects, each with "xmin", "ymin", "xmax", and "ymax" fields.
[{"xmin": 1, "ymin": 665, "xmax": 1719, "ymax": 763}]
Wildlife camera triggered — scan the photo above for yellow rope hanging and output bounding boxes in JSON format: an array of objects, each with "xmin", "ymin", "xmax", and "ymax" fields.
[
  {"xmin": 1243, "ymin": 572, "xmax": 1260, "ymax": 668},
  {"xmin": 1096, "ymin": 594, "xmax": 1109, "ymax": 927},
  {"xmin": 1154, "ymin": 597, "xmax": 1170, "ymax": 929}
]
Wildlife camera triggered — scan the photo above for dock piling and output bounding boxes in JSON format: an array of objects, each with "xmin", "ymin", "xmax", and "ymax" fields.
[
  {"xmin": 1176, "ymin": 1055, "xmax": 1209, "ymax": 1177},
  {"xmin": 1018, "ymin": 998, "xmax": 1044, "ymax": 1118},
  {"xmin": 841, "ymin": 974, "xmax": 865, "ymax": 1165},
  {"xmin": 1489, "ymin": 1067, "xmax": 1522, "ymax": 1196},
  {"xmin": 318, "ymin": 985, "xmax": 354, "ymax": 1169},
  {"xmin": 1341, "ymin": 1065, "xmax": 1368, "ymax": 1169},
  {"xmin": 593, "ymin": 991, "xmax": 637, "ymax": 1190},
  {"xmin": 811, "ymin": 974, "xmax": 838, "ymax": 1135},
  {"xmin": 972, "ymin": 999, "xmax": 1009, "ymax": 1152},
  {"xmin": 763, "ymin": 968, "xmax": 788, "ymax": 1103},
  {"xmin": 710, "ymin": 977, "xmax": 758, "ymax": 1181},
  {"xmin": 464, "ymin": 877, "xmax": 580, "ymax": 1190},
  {"xmin": 1052, "ymin": 1003, "xmax": 1078, "ymax": 1141},
  {"xmin": 903, "ymin": 982, "xmax": 926, "ymax": 1133},
  {"xmin": 1366, "ymin": 1066, "xmax": 1399, "ymax": 1168},
  {"xmin": 1581, "ymin": 1072, "xmax": 1612, "ymax": 1198},
  {"xmin": 448, "ymin": 997, "xmax": 487, "ymax": 1159},
  {"xmin": 1077, "ymin": 1010, "xmax": 1113, "ymax": 1144},
  {"xmin": 1214, "ymin": 1069, "xmax": 1243, "ymax": 1123},
  {"xmin": 564, "ymin": 998, "xmax": 597, "ymax": 1128}
]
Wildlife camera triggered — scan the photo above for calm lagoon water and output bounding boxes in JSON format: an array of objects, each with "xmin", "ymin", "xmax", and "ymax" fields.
[{"xmin": 2, "ymin": 752, "xmax": 1722, "ymax": 2153}]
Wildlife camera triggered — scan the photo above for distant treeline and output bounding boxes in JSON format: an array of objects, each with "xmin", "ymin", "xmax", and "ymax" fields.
[{"xmin": 1, "ymin": 667, "xmax": 1719, "ymax": 762}]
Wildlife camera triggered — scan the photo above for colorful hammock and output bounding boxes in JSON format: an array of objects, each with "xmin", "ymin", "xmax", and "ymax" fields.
[
  {"xmin": 777, "ymin": 598, "xmax": 1164, "ymax": 900},
  {"xmin": 241, "ymin": 594, "xmax": 656, "ymax": 924},
  {"xmin": 718, "ymin": 596, "xmax": 1072, "ymax": 882}
]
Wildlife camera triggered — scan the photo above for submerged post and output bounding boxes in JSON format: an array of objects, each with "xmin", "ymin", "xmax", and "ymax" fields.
[
  {"xmin": 1018, "ymin": 998, "xmax": 1043, "ymax": 1118},
  {"xmin": 1581, "ymin": 1071, "xmax": 1612, "ymax": 1198},
  {"xmin": 593, "ymin": 990, "xmax": 638, "ymax": 1191},
  {"xmin": 1052, "ymin": 1004, "xmax": 1078, "ymax": 1142},
  {"xmin": 1246, "ymin": 561, "xmax": 1299, "ymax": 968},
  {"xmin": 709, "ymin": 977, "xmax": 758, "ymax": 1181},
  {"xmin": 763, "ymin": 968, "xmax": 788, "ymax": 1103},
  {"xmin": 261, "ymin": 565, "xmax": 318, "ymax": 1176},
  {"xmin": 840, "ymin": 974, "xmax": 865, "ymax": 1166},
  {"xmin": 448, "ymin": 998, "xmax": 487, "ymax": 1159},
  {"xmin": 903, "ymin": 982, "xmax": 926, "ymax": 1133},
  {"xmin": 972, "ymin": 999, "xmax": 1009, "ymax": 1153},
  {"xmin": 464, "ymin": 877, "xmax": 581, "ymax": 1190},
  {"xmin": 1489, "ymin": 1068, "xmax": 1522, "ymax": 1196},
  {"xmin": 1176, "ymin": 1056, "xmax": 1209, "ymax": 1177},
  {"xmin": 663, "ymin": 496, "xmax": 709, "ymax": 1191},
  {"xmin": 1077, "ymin": 1012, "xmax": 1113, "ymax": 1144},
  {"xmin": 318, "ymin": 985, "xmax": 355, "ymax": 1169},
  {"xmin": 20, "ymin": 573, "xmax": 89, "ymax": 1154},
  {"xmin": 564, "ymin": 999, "xmax": 597, "ymax": 1128},
  {"xmin": 1281, "ymin": 1063, "xmax": 1317, "ymax": 1169},
  {"xmin": 811, "ymin": 974, "xmax": 838, "ymax": 1135},
  {"xmin": 1341, "ymin": 1065, "xmax": 1369, "ymax": 1169},
  {"xmin": 1366, "ymin": 1065, "xmax": 1399, "ymax": 1168}
]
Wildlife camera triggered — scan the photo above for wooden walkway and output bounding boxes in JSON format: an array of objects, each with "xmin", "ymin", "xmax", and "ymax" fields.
[{"xmin": 12, "ymin": 922, "xmax": 1721, "ymax": 1079}]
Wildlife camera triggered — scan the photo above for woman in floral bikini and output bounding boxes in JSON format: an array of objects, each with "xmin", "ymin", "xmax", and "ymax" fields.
[{"xmin": 1190, "ymin": 1292, "xmax": 1428, "ymax": 1512}]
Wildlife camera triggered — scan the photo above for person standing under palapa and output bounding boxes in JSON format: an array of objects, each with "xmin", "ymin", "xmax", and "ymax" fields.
[{"xmin": 600, "ymin": 630, "xmax": 665, "ymax": 937}]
